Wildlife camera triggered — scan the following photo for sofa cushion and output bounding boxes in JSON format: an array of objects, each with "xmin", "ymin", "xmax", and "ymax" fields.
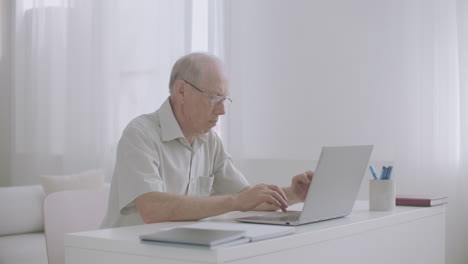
[
  {"xmin": 0, "ymin": 232, "xmax": 48, "ymax": 264},
  {"xmin": 0, "ymin": 185, "xmax": 45, "ymax": 236},
  {"xmin": 40, "ymin": 168, "xmax": 105, "ymax": 196}
]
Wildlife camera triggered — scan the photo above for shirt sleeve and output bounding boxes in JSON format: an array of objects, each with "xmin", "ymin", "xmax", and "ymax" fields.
[
  {"xmin": 114, "ymin": 121, "xmax": 164, "ymax": 215},
  {"xmin": 211, "ymin": 134, "xmax": 250, "ymax": 195}
]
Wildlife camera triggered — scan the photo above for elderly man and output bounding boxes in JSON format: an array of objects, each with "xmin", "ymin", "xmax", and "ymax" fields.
[{"xmin": 101, "ymin": 52, "xmax": 313, "ymax": 228}]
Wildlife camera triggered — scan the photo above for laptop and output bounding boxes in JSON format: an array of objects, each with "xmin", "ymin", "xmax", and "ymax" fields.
[{"xmin": 235, "ymin": 145, "xmax": 373, "ymax": 226}]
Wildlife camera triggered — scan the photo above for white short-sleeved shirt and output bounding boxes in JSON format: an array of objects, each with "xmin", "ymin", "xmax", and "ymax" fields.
[{"xmin": 101, "ymin": 98, "xmax": 249, "ymax": 228}]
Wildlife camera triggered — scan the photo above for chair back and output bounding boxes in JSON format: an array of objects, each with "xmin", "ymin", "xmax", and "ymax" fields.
[{"xmin": 44, "ymin": 188, "xmax": 108, "ymax": 264}]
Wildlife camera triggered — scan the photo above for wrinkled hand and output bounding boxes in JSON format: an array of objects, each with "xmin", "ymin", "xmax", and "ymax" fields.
[
  {"xmin": 291, "ymin": 170, "xmax": 314, "ymax": 202},
  {"xmin": 234, "ymin": 184, "xmax": 289, "ymax": 212}
]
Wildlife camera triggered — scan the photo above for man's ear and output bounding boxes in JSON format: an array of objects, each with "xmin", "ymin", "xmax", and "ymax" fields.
[{"xmin": 174, "ymin": 80, "xmax": 185, "ymax": 96}]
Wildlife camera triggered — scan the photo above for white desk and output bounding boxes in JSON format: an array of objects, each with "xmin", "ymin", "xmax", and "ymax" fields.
[{"xmin": 65, "ymin": 201, "xmax": 445, "ymax": 264}]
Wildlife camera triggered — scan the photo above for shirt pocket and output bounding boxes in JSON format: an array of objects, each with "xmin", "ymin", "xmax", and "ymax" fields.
[{"xmin": 189, "ymin": 175, "xmax": 214, "ymax": 197}]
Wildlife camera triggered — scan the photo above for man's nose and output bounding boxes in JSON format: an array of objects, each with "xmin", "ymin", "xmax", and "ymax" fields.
[{"xmin": 214, "ymin": 102, "xmax": 226, "ymax": 115}]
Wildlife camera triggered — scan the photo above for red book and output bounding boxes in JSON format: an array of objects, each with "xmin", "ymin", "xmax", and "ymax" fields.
[{"xmin": 395, "ymin": 195, "xmax": 448, "ymax": 207}]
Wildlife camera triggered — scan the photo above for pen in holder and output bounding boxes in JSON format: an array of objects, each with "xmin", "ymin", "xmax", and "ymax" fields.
[{"xmin": 369, "ymin": 179, "xmax": 396, "ymax": 211}]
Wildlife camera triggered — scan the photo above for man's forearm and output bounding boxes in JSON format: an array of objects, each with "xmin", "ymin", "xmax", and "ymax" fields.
[{"xmin": 135, "ymin": 192, "xmax": 237, "ymax": 224}]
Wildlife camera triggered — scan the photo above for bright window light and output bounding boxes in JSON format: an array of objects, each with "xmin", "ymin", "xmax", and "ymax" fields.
[
  {"xmin": 22, "ymin": 0, "xmax": 70, "ymax": 11},
  {"xmin": 191, "ymin": 0, "xmax": 209, "ymax": 52}
]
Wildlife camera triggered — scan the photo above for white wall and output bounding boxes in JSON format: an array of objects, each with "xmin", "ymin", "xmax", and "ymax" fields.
[
  {"xmin": 225, "ymin": 0, "xmax": 403, "ymax": 159},
  {"xmin": 223, "ymin": 0, "xmax": 455, "ymax": 195},
  {"xmin": 224, "ymin": 1, "xmax": 465, "ymax": 263},
  {"xmin": 0, "ymin": 0, "xmax": 11, "ymax": 186}
]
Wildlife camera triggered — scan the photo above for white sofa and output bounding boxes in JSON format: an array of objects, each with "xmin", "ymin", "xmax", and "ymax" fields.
[
  {"xmin": 0, "ymin": 185, "xmax": 48, "ymax": 264},
  {"xmin": 0, "ymin": 169, "xmax": 108, "ymax": 264}
]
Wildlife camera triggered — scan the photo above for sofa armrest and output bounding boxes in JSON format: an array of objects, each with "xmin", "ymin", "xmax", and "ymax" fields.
[{"xmin": 0, "ymin": 185, "xmax": 45, "ymax": 236}]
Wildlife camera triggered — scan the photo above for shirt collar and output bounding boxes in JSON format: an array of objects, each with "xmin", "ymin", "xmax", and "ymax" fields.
[{"xmin": 159, "ymin": 98, "xmax": 209, "ymax": 144}]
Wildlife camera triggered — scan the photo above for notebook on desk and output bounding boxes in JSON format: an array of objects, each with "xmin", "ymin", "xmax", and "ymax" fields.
[
  {"xmin": 236, "ymin": 145, "xmax": 373, "ymax": 226},
  {"xmin": 139, "ymin": 222, "xmax": 295, "ymax": 249},
  {"xmin": 140, "ymin": 227, "xmax": 248, "ymax": 248}
]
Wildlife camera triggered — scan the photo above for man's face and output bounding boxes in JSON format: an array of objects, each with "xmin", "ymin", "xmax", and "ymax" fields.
[{"xmin": 183, "ymin": 70, "xmax": 229, "ymax": 135}]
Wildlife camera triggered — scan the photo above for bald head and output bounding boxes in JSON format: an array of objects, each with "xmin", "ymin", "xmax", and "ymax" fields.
[{"xmin": 169, "ymin": 53, "xmax": 225, "ymax": 94}]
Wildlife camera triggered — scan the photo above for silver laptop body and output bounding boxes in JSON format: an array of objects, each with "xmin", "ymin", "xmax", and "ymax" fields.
[{"xmin": 236, "ymin": 145, "xmax": 373, "ymax": 226}]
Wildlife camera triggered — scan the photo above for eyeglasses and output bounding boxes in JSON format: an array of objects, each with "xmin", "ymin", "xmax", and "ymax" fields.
[{"xmin": 183, "ymin": 80, "xmax": 232, "ymax": 107}]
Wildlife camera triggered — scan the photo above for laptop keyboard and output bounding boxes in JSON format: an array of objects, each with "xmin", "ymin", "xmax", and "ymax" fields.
[
  {"xmin": 258, "ymin": 211, "xmax": 301, "ymax": 222},
  {"xmin": 272, "ymin": 214, "xmax": 300, "ymax": 222}
]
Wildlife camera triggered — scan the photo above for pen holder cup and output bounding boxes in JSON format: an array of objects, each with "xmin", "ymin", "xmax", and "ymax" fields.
[{"xmin": 369, "ymin": 179, "xmax": 396, "ymax": 211}]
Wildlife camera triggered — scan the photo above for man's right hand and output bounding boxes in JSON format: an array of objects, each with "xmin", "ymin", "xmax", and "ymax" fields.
[{"xmin": 233, "ymin": 184, "xmax": 289, "ymax": 212}]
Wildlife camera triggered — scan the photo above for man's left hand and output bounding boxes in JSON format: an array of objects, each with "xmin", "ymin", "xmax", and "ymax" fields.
[{"xmin": 290, "ymin": 170, "xmax": 314, "ymax": 202}]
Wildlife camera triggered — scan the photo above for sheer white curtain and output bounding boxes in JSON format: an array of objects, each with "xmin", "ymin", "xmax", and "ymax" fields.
[
  {"xmin": 11, "ymin": 0, "xmax": 193, "ymax": 184},
  {"xmin": 455, "ymin": 0, "xmax": 468, "ymax": 261},
  {"xmin": 430, "ymin": 1, "xmax": 468, "ymax": 262}
]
